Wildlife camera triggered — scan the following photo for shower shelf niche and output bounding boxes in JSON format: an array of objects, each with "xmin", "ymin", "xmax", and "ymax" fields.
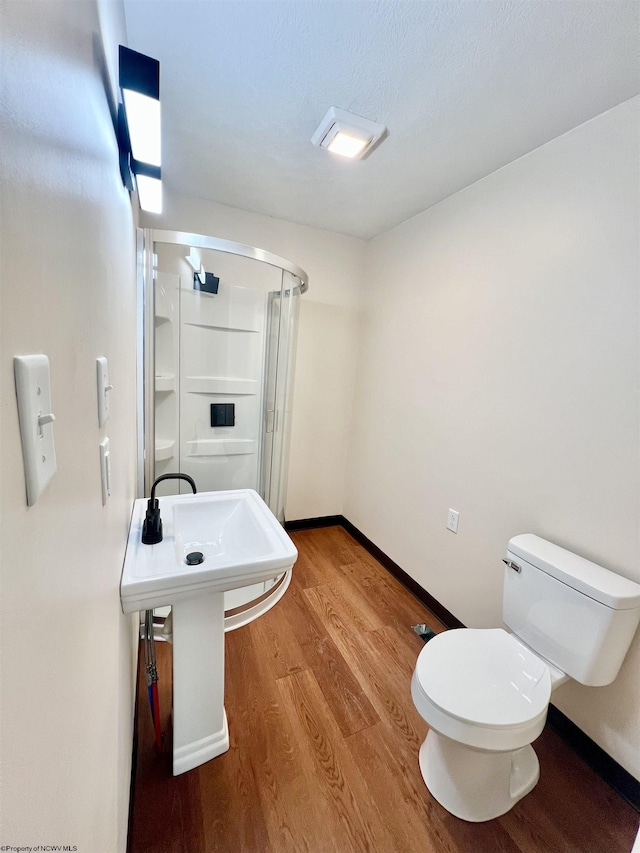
[
  {"xmin": 155, "ymin": 374, "xmax": 175, "ymax": 393},
  {"xmin": 155, "ymin": 439, "xmax": 176, "ymax": 462}
]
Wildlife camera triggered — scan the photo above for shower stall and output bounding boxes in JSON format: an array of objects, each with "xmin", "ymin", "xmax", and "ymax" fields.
[{"xmin": 138, "ymin": 229, "xmax": 308, "ymax": 628}]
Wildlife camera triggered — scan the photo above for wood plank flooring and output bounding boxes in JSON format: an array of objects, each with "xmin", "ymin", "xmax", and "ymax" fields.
[{"xmin": 128, "ymin": 526, "xmax": 638, "ymax": 853}]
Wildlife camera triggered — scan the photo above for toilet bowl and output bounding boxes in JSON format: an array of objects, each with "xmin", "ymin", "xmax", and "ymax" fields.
[
  {"xmin": 410, "ymin": 534, "xmax": 640, "ymax": 823},
  {"xmin": 411, "ymin": 627, "xmax": 564, "ymax": 821}
]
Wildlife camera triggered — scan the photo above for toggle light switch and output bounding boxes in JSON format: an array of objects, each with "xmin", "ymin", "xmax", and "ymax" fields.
[{"xmin": 14, "ymin": 354, "xmax": 57, "ymax": 505}]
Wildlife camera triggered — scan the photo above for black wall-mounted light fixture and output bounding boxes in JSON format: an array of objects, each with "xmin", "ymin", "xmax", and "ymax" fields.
[{"xmin": 118, "ymin": 45, "xmax": 162, "ymax": 214}]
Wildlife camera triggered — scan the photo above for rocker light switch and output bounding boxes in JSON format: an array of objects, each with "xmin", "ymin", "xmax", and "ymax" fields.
[
  {"xmin": 96, "ymin": 357, "xmax": 113, "ymax": 427},
  {"xmin": 14, "ymin": 354, "xmax": 57, "ymax": 506}
]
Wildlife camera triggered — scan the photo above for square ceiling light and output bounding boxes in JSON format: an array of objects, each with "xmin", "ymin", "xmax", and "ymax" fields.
[{"xmin": 311, "ymin": 107, "xmax": 386, "ymax": 160}]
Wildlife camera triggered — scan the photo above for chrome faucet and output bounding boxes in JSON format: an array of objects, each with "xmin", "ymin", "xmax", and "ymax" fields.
[{"xmin": 141, "ymin": 473, "xmax": 197, "ymax": 545}]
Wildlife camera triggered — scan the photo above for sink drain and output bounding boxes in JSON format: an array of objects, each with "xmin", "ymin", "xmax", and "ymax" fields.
[{"xmin": 185, "ymin": 551, "xmax": 204, "ymax": 566}]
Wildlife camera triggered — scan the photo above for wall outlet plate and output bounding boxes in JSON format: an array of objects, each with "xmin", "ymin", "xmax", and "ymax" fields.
[
  {"xmin": 14, "ymin": 355, "xmax": 57, "ymax": 506},
  {"xmin": 447, "ymin": 508, "xmax": 459, "ymax": 534}
]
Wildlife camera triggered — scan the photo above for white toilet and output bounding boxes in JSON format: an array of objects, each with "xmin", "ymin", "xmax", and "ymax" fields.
[{"xmin": 411, "ymin": 534, "xmax": 640, "ymax": 822}]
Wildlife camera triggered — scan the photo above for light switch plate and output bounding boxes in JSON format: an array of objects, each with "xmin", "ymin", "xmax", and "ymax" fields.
[
  {"xmin": 14, "ymin": 354, "xmax": 57, "ymax": 506},
  {"xmin": 100, "ymin": 437, "xmax": 111, "ymax": 504},
  {"xmin": 96, "ymin": 357, "xmax": 113, "ymax": 427}
]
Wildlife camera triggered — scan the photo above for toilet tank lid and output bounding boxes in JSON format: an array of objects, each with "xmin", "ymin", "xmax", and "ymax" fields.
[{"xmin": 508, "ymin": 535, "xmax": 640, "ymax": 610}]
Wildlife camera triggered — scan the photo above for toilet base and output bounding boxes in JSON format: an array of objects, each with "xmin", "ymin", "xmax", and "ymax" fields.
[{"xmin": 419, "ymin": 729, "xmax": 540, "ymax": 822}]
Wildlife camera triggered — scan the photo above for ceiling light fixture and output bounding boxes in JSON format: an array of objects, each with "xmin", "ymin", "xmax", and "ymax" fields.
[
  {"xmin": 118, "ymin": 46, "xmax": 162, "ymax": 214},
  {"xmin": 311, "ymin": 107, "xmax": 386, "ymax": 160}
]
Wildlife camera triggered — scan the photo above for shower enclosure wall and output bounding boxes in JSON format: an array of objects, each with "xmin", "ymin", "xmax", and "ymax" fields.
[{"xmin": 140, "ymin": 229, "xmax": 307, "ymax": 627}]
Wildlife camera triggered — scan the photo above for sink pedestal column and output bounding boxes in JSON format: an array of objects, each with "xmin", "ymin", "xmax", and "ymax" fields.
[{"xmin": 171, "ymin": 591, "xmax": 229, "ymax": 775}]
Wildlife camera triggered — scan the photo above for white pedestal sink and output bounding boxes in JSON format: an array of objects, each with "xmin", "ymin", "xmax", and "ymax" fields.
[{"xmin": 120, "ymin": 489, "xmax": 298, "ymax": 775}]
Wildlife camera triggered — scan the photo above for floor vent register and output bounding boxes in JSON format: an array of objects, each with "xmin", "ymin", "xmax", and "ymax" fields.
[{"xmin": 412, "ymin": 623, "xmax": 437, "ymax": 643}]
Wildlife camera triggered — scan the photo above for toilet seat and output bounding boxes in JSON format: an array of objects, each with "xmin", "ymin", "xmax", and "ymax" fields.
[{"xmin": 412, "ymin": 628, "xmax": 552, "ymax": 752}]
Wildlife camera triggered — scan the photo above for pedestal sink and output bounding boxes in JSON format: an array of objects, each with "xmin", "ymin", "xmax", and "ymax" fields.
[{"xmin": 120, "ymin": 488, "xmax": 298, "ymax": 775}]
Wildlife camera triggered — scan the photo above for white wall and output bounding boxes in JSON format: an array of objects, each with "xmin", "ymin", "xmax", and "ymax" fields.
[
  {"xmin": 0, "ymin": 1, "xmax": 138, "ymax": 849},
  {"xmin": 142, "ymin": 191, "xmax": 367, "ymax": 520},
  {"xmin": 345, "ymin": 97, "xmax": 640, "ymax": 778}
]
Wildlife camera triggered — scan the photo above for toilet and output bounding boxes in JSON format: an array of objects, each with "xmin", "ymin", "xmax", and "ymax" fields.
[{"xmin": 411, "ymin": 534, "xmax": 640, "ymax": 822}]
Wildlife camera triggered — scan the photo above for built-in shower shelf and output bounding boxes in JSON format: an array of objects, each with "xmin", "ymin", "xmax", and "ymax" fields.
[
  {"xmin": 183, "ymin": 376, "xmax": 258, "ymax": 396},
  {"xmin": 155, "ymin": 313, "xmax": 171, "ymax": 325},
  {"xmin": 155, "ymin": 374, "xmax": 175, "ymax": 393},
  {"xmin": 155, "ymin": 439, "xmax": 176, "ymax": 462},
  {"xmin": 186, "ymin": 438, "xmax": 256, "ymax": 457}
]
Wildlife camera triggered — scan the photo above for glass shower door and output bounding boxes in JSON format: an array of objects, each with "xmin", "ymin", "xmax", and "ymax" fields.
[{"xmin": 263, "ymin": 271, "xmax": 301, "ymax": 522}]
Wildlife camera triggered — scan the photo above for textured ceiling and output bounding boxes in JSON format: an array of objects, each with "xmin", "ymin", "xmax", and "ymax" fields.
[{"xmin": 124, "ymin": 1, "xmax": 640, "ymax": 240}]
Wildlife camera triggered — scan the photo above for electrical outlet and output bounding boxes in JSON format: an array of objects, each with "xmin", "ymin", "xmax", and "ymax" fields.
[{"xmin": 447, "ymin": 509, "xmax": 459, "ymax": 534}]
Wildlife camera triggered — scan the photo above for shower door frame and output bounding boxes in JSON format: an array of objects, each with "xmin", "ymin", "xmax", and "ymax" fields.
[{"xmin": 138, "ymin": 228, "xmax": 308, "ymax": 499}]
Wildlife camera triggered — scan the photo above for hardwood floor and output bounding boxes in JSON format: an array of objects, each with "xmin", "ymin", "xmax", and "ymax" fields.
[{"xmin": 128, "ymin": 526, "xmax": 638, "ymax": 853}]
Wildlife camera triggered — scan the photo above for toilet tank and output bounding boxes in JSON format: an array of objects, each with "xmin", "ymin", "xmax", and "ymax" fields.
[{"xmin": 502, "ymin": 534, "xmax": 640, "ymax": 686}]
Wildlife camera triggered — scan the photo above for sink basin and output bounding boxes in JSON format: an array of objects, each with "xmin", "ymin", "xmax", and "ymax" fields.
[
  {"xmin": 120, "ymin": 488, "xmax": 298, "ymax": 776},
  {"xmin": 120, "ymin": 488, "xmax": 298, "ymax": 613},
  {"xmin": 174, "ymin": 493, "xmax": 275, "ymax": 564}
]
